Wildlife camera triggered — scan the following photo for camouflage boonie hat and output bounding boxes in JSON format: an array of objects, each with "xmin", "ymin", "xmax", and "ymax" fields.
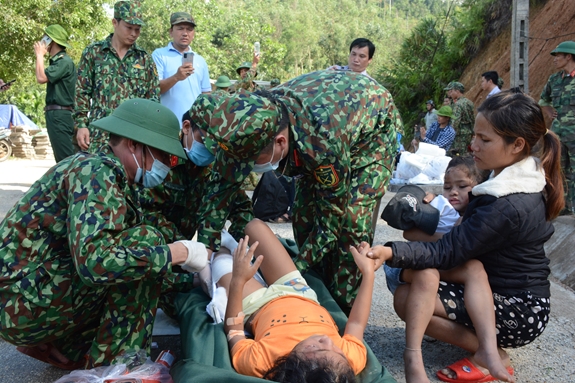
[
  {"xmin": 551, "ymin": 41, "xmax": 575, "ymax": 56},
  {"xmin": 444, "ymin": 81, "xmax": 465, "ymax": 92},
  {"xmin": 170, "ymin": 12, "xmax": 196, "ymax": 26},
  {"xmin": 189, "ymin": 92, "xmax": 282, "ymax": 181},
  {"xmin": 44, "ymin": 24, "xmax": 71, "ymax": 49},
  {"xmin": 91, "ymin": 98, "xmax": 186, "ymax": 159},
  {"xmin": 114, "ymin": 1, "xmax": 145, "ymax": 26}
]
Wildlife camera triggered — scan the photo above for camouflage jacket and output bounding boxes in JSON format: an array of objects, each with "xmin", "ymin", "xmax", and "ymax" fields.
[
  {"xmin": 232, "ymin": 68, "xmax": 258, "ymax": 93},
  {"xmin": 0, "ymin": 149, "xmax": 172, "ymax": 330},
  {"xmin": 212, "ymin": 89, "xmax": 230, "ymax": 97},
  {"xmin": 195, "ymin": 70, "xmax": 402, "ymax": 251},
  {"xmin": 452, "ymin": 96, "xmax": 475, "ymax": 130},
  {"xmin": 74, "ymin": 34, "xmax": 160, "ymax": 151},
  {"xmin": 137, "ymin": 158, "xmax": 253, "ymax": 242},
  {"xmin": 540, "ymin": 70, "xmax": 575, "ymax": 132}
]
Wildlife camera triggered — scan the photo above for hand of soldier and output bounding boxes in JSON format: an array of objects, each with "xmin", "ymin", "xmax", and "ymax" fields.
[
  {"xmin": 252, "ymin": 51, "xmax": 260, "ymax": 66},
  {"xmin": 33, "ymin": 41, "xmax": 48, "ymax": 57},
  {"xmin": 176, "ymin": 240, "xmax": 208, "ymax": 273},
  {"xmin": 77, "ymin": 128, "xmax": 91, "ymax": 150},
  {"xmin": 198, "ymin": 263, "xmax": 213, "ymax": 297},
  {"xmin": 175, "ymin": 63, "xmax": 194, "ymax": 81}
]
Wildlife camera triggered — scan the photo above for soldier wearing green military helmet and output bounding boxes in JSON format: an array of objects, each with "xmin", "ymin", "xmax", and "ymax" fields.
[
  {"xmin": 540, "ymin": 40, "xmax": 575, "ymax": 213},
  {"xmin": 34, "ymin": 24, "xmax": 76, "ymax": 162},
  {"xmin": 0, "ymin": 99, "xmax": 209, "ymax": 368},
  {"xmin": 233, "ymin": 51, "xmax": 260, "ymax": 92}
]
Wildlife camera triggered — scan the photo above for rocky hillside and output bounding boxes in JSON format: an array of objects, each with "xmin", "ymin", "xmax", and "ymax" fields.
[{"xmin": 459, "ymin": 0, "xmax": 575, "ymax": 110}]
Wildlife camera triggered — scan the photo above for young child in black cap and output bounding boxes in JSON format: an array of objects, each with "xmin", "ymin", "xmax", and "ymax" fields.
[{"xmin": 381, "ymin": 157, "xmax": 512, "ymax": 383}]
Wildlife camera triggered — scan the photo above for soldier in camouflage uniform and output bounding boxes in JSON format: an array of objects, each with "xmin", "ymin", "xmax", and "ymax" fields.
[
  {"xmin": 446, "ymin": 81, "xmax": 475, "ymax": 155},
  {"xmin": 75, "ymin": 0, "xmax": 160, "ymax": 153},
  {"xmin": 190, "ymin": 71, "xmax": 403, "ymax": 312},
  {"xmin": 540, "ymin": 41, "xmax": 575, "ymax": 213},
  {"xmin": 138, "ymin": 109, "xmax": 253, "ymax": 244},
  {"xmin": 212, "ymin": 75, "xmax": 232, "ymax": 97},
  {"xmin": 232, "ymin": 52, "xmax": 260, "ymax": 93},
  {"xmin": 0, "ymin": 99, "xmax": 208, "ymax": 369}
]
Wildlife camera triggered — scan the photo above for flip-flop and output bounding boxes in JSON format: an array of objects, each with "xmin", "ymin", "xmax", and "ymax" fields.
[
  {"xmin": 436, "ymin": 357, "xmax": 514, "ymax": 383},
  {"xmin": 17, "ymin": 344, "xmax": 85, "ymax": 370}
]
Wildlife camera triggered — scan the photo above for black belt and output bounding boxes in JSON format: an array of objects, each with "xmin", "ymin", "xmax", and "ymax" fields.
[{"xmin": 44, "ymin": 105, "xmax": 73, "ymax": 111}]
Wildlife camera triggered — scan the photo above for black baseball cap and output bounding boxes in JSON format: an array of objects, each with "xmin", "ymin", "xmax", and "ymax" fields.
[{"xmin": 381, "ymin": 185, "xmax": 440, "ymax": 235}]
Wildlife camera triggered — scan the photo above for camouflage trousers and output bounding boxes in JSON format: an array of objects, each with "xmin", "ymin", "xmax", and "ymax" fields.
[
  {"xmin": 292, "ymin": 161, "xmax": 391, "ymax": 313},
  {"xmin": 559, "ymin": 141, "xmax": 575, "ymax": 213},
  {"xmin": 0, "ymin": 271, "xmax": 193, "ymax": 367},
  {"xmin": 451, "ymin": 123, "xmax": 474, "ymax": 155}
]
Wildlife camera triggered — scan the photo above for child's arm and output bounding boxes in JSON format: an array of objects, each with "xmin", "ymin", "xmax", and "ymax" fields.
[
  {"xmin": 366, "ymin": 245, "xmax": 392, "ymax": 271},
  {"xmin": 344, "ymin": 242, "xmax": 375, "ymax": 341},
  {"xmin": 224, "ymin": 236, "xmax": 263, "ymax": 349}
]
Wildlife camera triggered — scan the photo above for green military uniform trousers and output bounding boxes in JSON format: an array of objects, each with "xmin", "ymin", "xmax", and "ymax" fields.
[
  {"xmin": 45, "ymin": 109, "xmax": 75, "ymax": 162},
  {"xmin": 292, "ymin": 161, "xmax": 391, "ymax": 313},
  {"xmin": 0, "ymin": 264, "xmax": 193, "ymax": 368}
]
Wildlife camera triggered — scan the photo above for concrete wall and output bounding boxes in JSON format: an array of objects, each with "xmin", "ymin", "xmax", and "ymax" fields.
[{"xmin": 546, "ymin": 216, "xmax": 575, "ymax": 290}]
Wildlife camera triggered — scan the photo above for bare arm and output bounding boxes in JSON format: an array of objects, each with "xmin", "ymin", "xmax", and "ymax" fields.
[
  {"xmin": 34, "ymin": 42, "xmax": 48, "ymax": 84},
  {"xmin": 344, "ymin": 243, "xmax": 375, "ymax": 341}
]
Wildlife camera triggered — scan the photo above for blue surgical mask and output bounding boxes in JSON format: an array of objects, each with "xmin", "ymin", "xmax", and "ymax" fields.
[
  {"xmin": 143, "ymin": 147, "xmax": 170, "ymax": 188},
  {"xmin": 184, "ymin": 133, "xmax": 215, "ymax": 167},
  {"xmin": 252, "ymin": 144, "xmax": 283, "ymax": 173},
  {"xmin": 131, "ymin": 146, "xmax": 170, "ymax": 188}
]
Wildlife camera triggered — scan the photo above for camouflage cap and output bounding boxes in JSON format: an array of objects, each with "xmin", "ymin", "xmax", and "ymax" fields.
[
  {"xmin": 44, "ymin": 24, "xmax": 71, "ymax": 49},
  {"xmin": 170, "ymin": 12, "xmax": 196, "ymax": 26},
  {"xmin": 189, "ymin": 91, "xmax": 282, "ymax": 181},
  {"xmin": 444, "ymin": 81, "xmax": 465, "ymax": 92},
  {"xmin": 551, "ymin": 41, "xmax": 575, "ymax": 56},
  {"xmin": 114, "ymin": 1, "xmax": 145, "ymax": 26},
  {"xmin": 91, "ymin": 98, "xmax": 186, "ymax": 159}
]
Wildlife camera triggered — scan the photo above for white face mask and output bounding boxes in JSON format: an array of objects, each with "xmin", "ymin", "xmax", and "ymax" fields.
[{"xmin": 252, "ymin": 143, "xmax": 283, "ymax": 173}]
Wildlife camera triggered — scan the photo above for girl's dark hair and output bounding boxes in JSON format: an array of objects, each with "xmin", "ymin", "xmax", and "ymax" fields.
[
  {"xmin": 445, "ymin": 156, "xmax": 489, "ymax": 185},
  {"xmin": 263, "ymin": 353, "xmax": 356, "ymax": 383},
  {"xmin": 477, "ymin": 90, "xmax": 565, "ymax": 220}
]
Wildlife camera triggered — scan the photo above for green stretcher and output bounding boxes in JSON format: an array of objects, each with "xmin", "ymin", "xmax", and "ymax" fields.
[{"xmin": 170, "ymin": 266, "xmax": 397, "ymax": 382}]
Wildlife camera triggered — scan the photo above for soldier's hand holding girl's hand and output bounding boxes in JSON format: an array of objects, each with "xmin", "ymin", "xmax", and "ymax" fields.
[
  {"xmin": 366, "ymin": 245, "xmax": 392, "ymax": 271},
  {"xmin": 231, "ymin": 235, "xmax": 263, "ymax": 286}
]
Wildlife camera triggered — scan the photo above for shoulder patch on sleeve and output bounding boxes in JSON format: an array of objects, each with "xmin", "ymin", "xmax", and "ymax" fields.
[{"xmin": 314, "ymin": 164, "xmax": 340, "ymax": 187}]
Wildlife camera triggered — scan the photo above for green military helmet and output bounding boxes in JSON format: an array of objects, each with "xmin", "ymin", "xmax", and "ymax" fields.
[
  {"xmin": 551, "ymin": 41, "xmax": 575, "ymax": 56},
  {"xmin": 444, "ymin": 81, "xmax": 465, "ymax": 92},
  {"xmin": 91, "ymin": 98, "xmax": 186, "ymax": 159},
  {"xmin": 44, "ymin": 25, "xmax": 71, "ymax": 49},
  {"xmin": 436, "ymin": 105, "xmax": 453, "ymax": 118},
  {"xmin": 214, "ymin": 75, "xmax": 232, "ymax": 88},
  {"xmin": 114, "ymin": 0, "xmax": 145, "ymax": 26},
  {"xmin": 236, "ymin": 61, "xmax": 252, "ymax": 75}
]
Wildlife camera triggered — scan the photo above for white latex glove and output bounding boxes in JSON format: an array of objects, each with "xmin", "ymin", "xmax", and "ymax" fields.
[
  {"xmin": 177, "ymin": 240, "xmax": 208, "ymax": 273},
  {"xmin": 198, "ymin": 263, "xmax": 213, "ymax": 297}
]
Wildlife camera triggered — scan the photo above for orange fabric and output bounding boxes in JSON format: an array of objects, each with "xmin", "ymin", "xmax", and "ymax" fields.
[{"xmin": 231, "ymin": 295, "xmax": 367, "ymax": 377}]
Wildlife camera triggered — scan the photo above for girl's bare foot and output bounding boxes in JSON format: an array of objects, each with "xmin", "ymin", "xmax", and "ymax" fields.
[{"xmin": 404, "ymin": 348, "xmax": 431, "ymax": 383}]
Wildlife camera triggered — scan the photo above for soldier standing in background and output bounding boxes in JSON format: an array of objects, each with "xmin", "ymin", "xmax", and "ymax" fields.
[
  {"xmin": 34, "ymin": 25, "xmax": 76, "ymax": 162},
  {"xmin": 75, "ymin": 0, "xmax": 160, "ymax": 153},
  {"xmin": 446, "ymin": 81, "xmax": 475, "ymax": 155},
  {"xmin": 213, "ymin": 75, "xmax": 233, "ymax": 96},
  {"xmin": 540, "ymin": 41, "xmax": 575, "ymax": 213},
  {"xmin": 233, "ymin": 52, "xmax": 260, "ymax": 92}
]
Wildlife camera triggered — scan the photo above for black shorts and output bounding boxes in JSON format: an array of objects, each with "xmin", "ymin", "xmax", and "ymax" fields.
[{"xmin": 437, "ymin": 281, "xmax": 550, "ymax": 348}]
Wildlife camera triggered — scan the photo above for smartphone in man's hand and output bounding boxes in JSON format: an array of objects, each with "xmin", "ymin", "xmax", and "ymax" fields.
[
  {"xmin": 0, "ymin": 79, "xmax": 16, "ymax": 90},
  {"xmin": 182, "ymin": 52, "xmax": 194, "ymax": 65}
]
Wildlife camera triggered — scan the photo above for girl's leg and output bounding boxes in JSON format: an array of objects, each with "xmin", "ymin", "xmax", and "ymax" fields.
[
  {"xmin": 244, "ymin": 219, "xmax": 297, "ymax": 285},
  {"xmin": 440, "ymin": 261, "xmax": 514, "ymax": 382},
  {"xmin": 395, "ymin": 268, "xmax": 440, "ymax": 383}
]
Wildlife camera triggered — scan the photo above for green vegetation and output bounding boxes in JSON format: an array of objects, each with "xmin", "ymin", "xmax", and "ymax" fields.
[{"xmin": 0, "ymin": 0, "xmax": 520, "ymax": 132}]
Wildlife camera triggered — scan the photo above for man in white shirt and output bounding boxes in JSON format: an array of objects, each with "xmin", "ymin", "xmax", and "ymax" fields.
[
  {"xmin": 152, "ymin": 12, "xmax": 211, "ymax": 125},
  {"xmin": 327, "ymin": 38, "xmax": 375, "ymax": 79},
  {"xmin": 480, "ymin": 71, "xmax": 501, "ymax": 98}
]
